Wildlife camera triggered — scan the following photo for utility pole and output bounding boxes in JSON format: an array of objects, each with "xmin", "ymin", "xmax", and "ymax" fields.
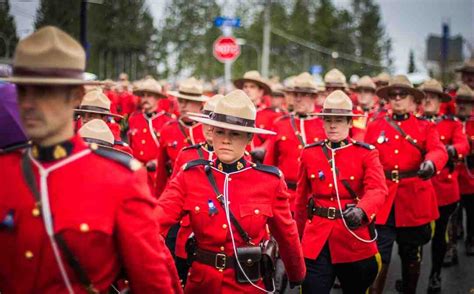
[{"xmin": 261, "ymin": 0, "xmax": 271, "ymax": 78}]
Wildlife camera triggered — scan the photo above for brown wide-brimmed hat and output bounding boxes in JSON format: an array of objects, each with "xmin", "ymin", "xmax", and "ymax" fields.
[
  {"xmin": 324, "ymin": 68, "xmax": 347, "ymax": 88},
  {"xmin": 355, "ymin": 75, "xmax": 376, "ymax": 91},
  {"xmin": 419, "ymin": 79, "xmax": 451, "ymax": 102},
  {"xmin": 284, "ymin": 72, "xmax": 318, "ymax": 94},
  {"xmin": 456, "ymin": 84, "xmax": 474, "ymax": 103},
  {"xmin": 189, "ymin": 90, "xmax": 275, "ymax": 135},
  {"xmin": 75, "ymin": 90, "xmax": 123, "ymax": 119},
  {"xmin": 168, "ymin": 77, "xmax": 208, "ymax": 102},
  {"xmin": 271, "ymin": 83, "xmax": 286, "ymax": 97},
  {"xmin": 373, "ymin": 72, "xmax": 390, "ymax": 86},
  {"xmin": 133, "ymin": 78, "xmax": 167, "ymax": 98},
  {"xmin": 79, "ymin": 119, "xmax": 133, "ymax": 157},
  {"xmin": 455, "ymin": 58, "xmax": 474, "ymax": 74},
  {"xmin": 233, "ymin": 70, "xmax": 272, "ymax": 95},
  {"xmin": 1, "ymin": 26, "xmax": 98, "ymax": 85},
  {"xmin": 376, "ymin": 75, "xmax": 425, "ymax": 102},
  {"xmin": 315, "ymin": 90, "xmax": 365, "ymax": 117},
  {"xmin": 187, "ymin": 94, "xmax": 224, "ymax": 118}
]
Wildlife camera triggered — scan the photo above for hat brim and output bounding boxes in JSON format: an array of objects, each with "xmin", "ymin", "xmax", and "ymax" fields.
[
  {"xmin": 283, "ymin": 87, "xmax": 318, "ymax": 94},
  {"xmin": 75, "ymin": 109, "xmax": 123, "ymax": 119},
  {"xmin": 185, "ymin": 112, "xmax": 209, "ymax": 118},
  {"xmin": 133, "ymin": 89, "xmax": 167, "ymax": 99},
  {"xmin": 314, "ymin": 112, "xmax": 366, "ymax": 118},
  {"xmin": 376, "ymin": 84, "xmax": 425, "ymax": 101},
  {"xmin": 168, "ymin": 91, "xmax": 208, "ymax": 102},
  {"xmin": 188, "ymin": 115, "xmax": 275, "ymax": 135},
  {"xmin": 0, "ymin": 76, "xmax": 101, "ymax": 85},
  {"xmin": 233, "ymin": 78, "xmax": 272, "ymax": 95},
  {"xmin": 422, "ymin": 89, "xmax": 452, "ymax": 102}
]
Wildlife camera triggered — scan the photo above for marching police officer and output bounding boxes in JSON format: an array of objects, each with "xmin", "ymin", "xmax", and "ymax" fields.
[
  {"xmin": 0, "ymin": 26, "xmax": 180, "ymax": 293},
  {"xmin": 264, "ymin": 72, "xmax": 326, "ymax": 212},
  {"xmin": 365, "ymin": 75, "xmax": 448, "ymax": 294},
  {"xmin": 419, "ymin": 79, "xmax": 470, "ymax": 293},
  {"xmin": 295, "ymin": 90, "xmax": 388, "ymax": 294},
  {"xmin": 155, "ymin": 90, "xmax": 306, "ymax": 293}
]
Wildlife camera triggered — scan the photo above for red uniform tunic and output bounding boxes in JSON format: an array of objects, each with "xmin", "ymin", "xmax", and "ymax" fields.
[
  {"xmin": 351, "ymin": 105, "xmax": 387, "ymax": 141},
  {"xmin": 423, "ymin": 115, "xmax": 470, "ymax": 206},
  {"xmin": 0, "ymin": 136, "xmax": 181, "ymax": 294},
  {"xmin": 295, "ymin": 139, "xmax": 388, "ymax": 263},
  {"xmin": 118, "ymin": 91, "xmax": 139, "ymax": 116},
  {"xmin": 155, "ymin": 120, "xmax": 205, "ymax": 197},
  {"xmin": 155, "ymin": 159, "xmax": 306, "ymax": 293},
  {"xmin": 458, "ymin": 117, "xmax": 474, "ymax": 195},
  {"xmin": 104, "ymin": 90, "xmax": 120, "ymax": 115},
  {"xmin": 365, "ymin": 114, "xmax": 448, "ymax": 227},
  {"xmin": 172, "ymin": 143, "xmax": 215, "ymax": 259},
  {"xmin": 264, "ymin": 114, "xmax": 326, "ymax": 210},
  {"xmin": 251, "ymin": 107, "xmax": 286, "ymax": 148}
]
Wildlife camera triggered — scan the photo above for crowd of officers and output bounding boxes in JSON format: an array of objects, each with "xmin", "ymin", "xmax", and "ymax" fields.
[{"xmin": 1, "ymin": 26, "xmax": 473, "ymax": 294}]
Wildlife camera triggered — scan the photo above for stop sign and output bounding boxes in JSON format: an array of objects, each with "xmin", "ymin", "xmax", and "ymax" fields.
[{"xmin": 213, "ymin": 36, "xmax": 241, "ymax": 63}]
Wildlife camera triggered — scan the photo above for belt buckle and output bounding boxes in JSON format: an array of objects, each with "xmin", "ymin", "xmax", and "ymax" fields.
[
  {"xmin": 391, "ymin": 170, "xmax": 399, "ymax": 182},
  {"xmin": 215, "ymin": 253, "xmax": 227, "ymax": 271},
  {"xmin": 327, "ymin": 207, "xmax": 336, "ymax": 220}
]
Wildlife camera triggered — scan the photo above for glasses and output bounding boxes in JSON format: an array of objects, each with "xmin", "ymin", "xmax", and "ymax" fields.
[{"xmin": 388, "ymin": 91, "xmax": 409, "ymax": 100}]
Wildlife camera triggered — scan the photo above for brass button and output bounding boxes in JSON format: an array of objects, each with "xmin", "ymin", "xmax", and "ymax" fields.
[
  {"xmin": 220, "ymin": 246, "xmax": 225, "ymax": 251},
  {"xmin": 397, "ymin": 122, "xmax": 401, "ymax": 126},
  {"xmin": 314, "ymin": 137, "xmax": 319, "ymax": 141},
  {"xmin": 298, "ymin": 145, "xmax": 303, "ymax": 149},
  {"xmin": 370, "ymin": 213, "xmax": 376, "ymax": 220},
  {"xmin": 413, "ymin": 139, "xmax": 417, "ymax": 143},
  {"xmin": 141, "ymin": 139, "xmax": 146, "ymax": 144},
  {"xmin": 143, "ymin": 128, "xmax": 147, "ymax": 133},
  {"xmin": 329, "ymin": 183, "xmax": 333, "ymax": 188},
  {"xmin": 394, "ymin": 149, "xmax": 399, "ymax": 154},
  {"xmin": 139, "ymin": 151, "xmax": 144, "ymax": 156},
  {"xmin": 395, "ymin": 135, "xmax": 400, "ymax": 139},
  {"xmin": 254, "ymin": 209, "xmax": 260, "ymax": 215},
  {"xmin": 25, "ymin": 250, "xmax": 34, "ymax": 259},
  {"xmin": 228, "ymin": 177, "xmax": 232, "ymax": 181},
  {"xmin": 194, "ymin": 206, "xmax": 200, "ymax": 212},
  {"xmin": 310, "ymin": 174, "xmax": 316, "ymax": 179},
  {"xmin": 330, "ymin": 197, "xmax": 334, "ymax": 201},
  {"xmin": 350, "ymin": 176, "xmax": 355, "ymax": 180},
  {"xmin": 80, "ymin": 223, "xmax": 90, "ymax": 232},
  {"xmin": 448, "ymin": 174, "xmax": 452, "ymax": 179},
  {"xmin": 32, "ymin": 207, "xmax": 40, "ymax": 217},
  {"xmin": 260, "ymin": 124, "xmax": 265, "ymax": 128},
  {"xmin": 281, "ymin": 136, "xmax": 287, "ymax": 141},
  {"xmin": 394, "ymin": 165, "xmax": 399, "ymax": 169},
  {"xmin": 222, "ymin": 224, "xmax": 228, "ymax": 229},
  {"xmin": 440, "ymin": 135, "xmax": 445, "ymax": 140},
  {"xmin": 183, "ymin": 139, "xmax": 188, "ymax": 143}
]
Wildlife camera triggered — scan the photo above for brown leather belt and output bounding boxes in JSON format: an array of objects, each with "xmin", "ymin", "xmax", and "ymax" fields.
[
  {"xmin": 195, "ymin": 248, "xmax": 235, "ymax": 271},
  {"xmin": 384, "ymin": 170, "xmax": 418, "ymax": 182},
  {"xmin": 311, "ymin": 206, "xmax": 342, "ymax": 220}
]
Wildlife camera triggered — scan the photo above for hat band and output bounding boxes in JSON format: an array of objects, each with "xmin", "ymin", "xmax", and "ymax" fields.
[
  {"xmin": 211, "ymin": 113, "xmax": 255, "ymax": 127},
  {"xmin": 203, "ymin": 110, "xmax": 212, "ymax": 116},
  {"xmin": 322, "ymin": 108, "xmax": 352, "ymax": 114},
  {"xmin": 83, "ymin": 137, "xmax": 114, "ymax": 147},
  {"xmin": 78, "ymin": 105, "xmax": 110, "ymax": 113},
  {"xmin": 179, "ymin": 91, "xmax": 203, "ymax": 97},
  {"xmin": 13, "ymin": 66, "xmax": 84, "ymax": 79},
  {"xmin": 292, "ymin": 86, "xmax": 317, "ymax": 92}
]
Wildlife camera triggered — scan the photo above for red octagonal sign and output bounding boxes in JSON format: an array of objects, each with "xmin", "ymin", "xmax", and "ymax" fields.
[{"xmin": 213, "ymin": 36, "xmax": 241, "ymax": 63}]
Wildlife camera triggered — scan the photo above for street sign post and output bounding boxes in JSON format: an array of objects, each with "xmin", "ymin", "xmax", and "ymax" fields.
[{"xmin": 213, "ymin": 36, "xmax": 241, "ymax": 63}]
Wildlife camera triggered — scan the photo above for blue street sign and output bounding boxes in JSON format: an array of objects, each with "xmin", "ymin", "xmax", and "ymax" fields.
[
  {"xmin": 214, "ymin": 17, "xmax": 241, "ymax": 28},
  {"xmin": 309, "ymin": 65, "xmax": 323, "ymax": 75}
]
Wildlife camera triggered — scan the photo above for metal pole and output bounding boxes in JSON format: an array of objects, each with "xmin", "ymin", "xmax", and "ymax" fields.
[{"xmin": 261, "ymin": 0, "xmax": 271, "ymax": 77}]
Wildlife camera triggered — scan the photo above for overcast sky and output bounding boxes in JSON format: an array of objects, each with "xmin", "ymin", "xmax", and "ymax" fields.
[{"xmin": 9, "ymin": 0, "xmax": 474, "ymax": 75}]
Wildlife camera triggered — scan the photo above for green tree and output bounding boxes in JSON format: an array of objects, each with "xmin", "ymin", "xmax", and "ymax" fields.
[
  {"xmin": 155, "ymin": 0, "xmax": 222, "ymax": 79},
  {"xmin": 35, "ymin": 0, "xmax": 80, "ymax": 39},
  {"xmin": 0, "ymin": 0, "xmax": 18, "ymax": 58},
  {"xmin": 408, "ymin": 49, "xmax": 416, "ymax": 73}
]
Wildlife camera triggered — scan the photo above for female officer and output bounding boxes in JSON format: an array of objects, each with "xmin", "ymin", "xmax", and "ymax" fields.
[
  {"xmin": 295, "ymin": 90, "xmax": 388, "ymax": 294},
  {"xmin": 155, "ymin": 90, "xmax": 305, "ymax": 293}
]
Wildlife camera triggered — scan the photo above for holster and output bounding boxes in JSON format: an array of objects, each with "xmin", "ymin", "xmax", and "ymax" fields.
[
  {"xmin": 307, "ymin": 197, "xmax": 315, "ymax": 221},
  {"xmin": 235, "ymin": 246, "xmax": 262, "ymax": 284},
  {"xmin": 261, "ymin": 239, "xmax": 278, "ymax": 290},
  {"xmin": 185, "ymin": 235, "xmax": 197, "ymax": 265}
]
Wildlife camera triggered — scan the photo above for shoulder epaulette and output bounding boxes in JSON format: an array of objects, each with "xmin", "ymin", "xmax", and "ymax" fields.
[
  {"xmin": 304, "ymin": 140, "xmax": 325, "ymax": 149},
  {"xmin": 0, "ymin": 141, "xmax": 31, "ymax": 154},
  {"xmin": 251, "ymin": 162, "xmax": 282, "ymax": 178},
  {"xmin": 90, "ymin": 144, "xmax": 141, "ymax": 171},
  {"xmin": 352, "ymin": 140, "xmax": 376, "ymax": 150},
  {"xmin": 182, "ymin": 159, "xmax": 211, "ymax": 171},
  {"xmin": 183, "ymin": 143, "xmax": 202, "ymax": 151}
]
